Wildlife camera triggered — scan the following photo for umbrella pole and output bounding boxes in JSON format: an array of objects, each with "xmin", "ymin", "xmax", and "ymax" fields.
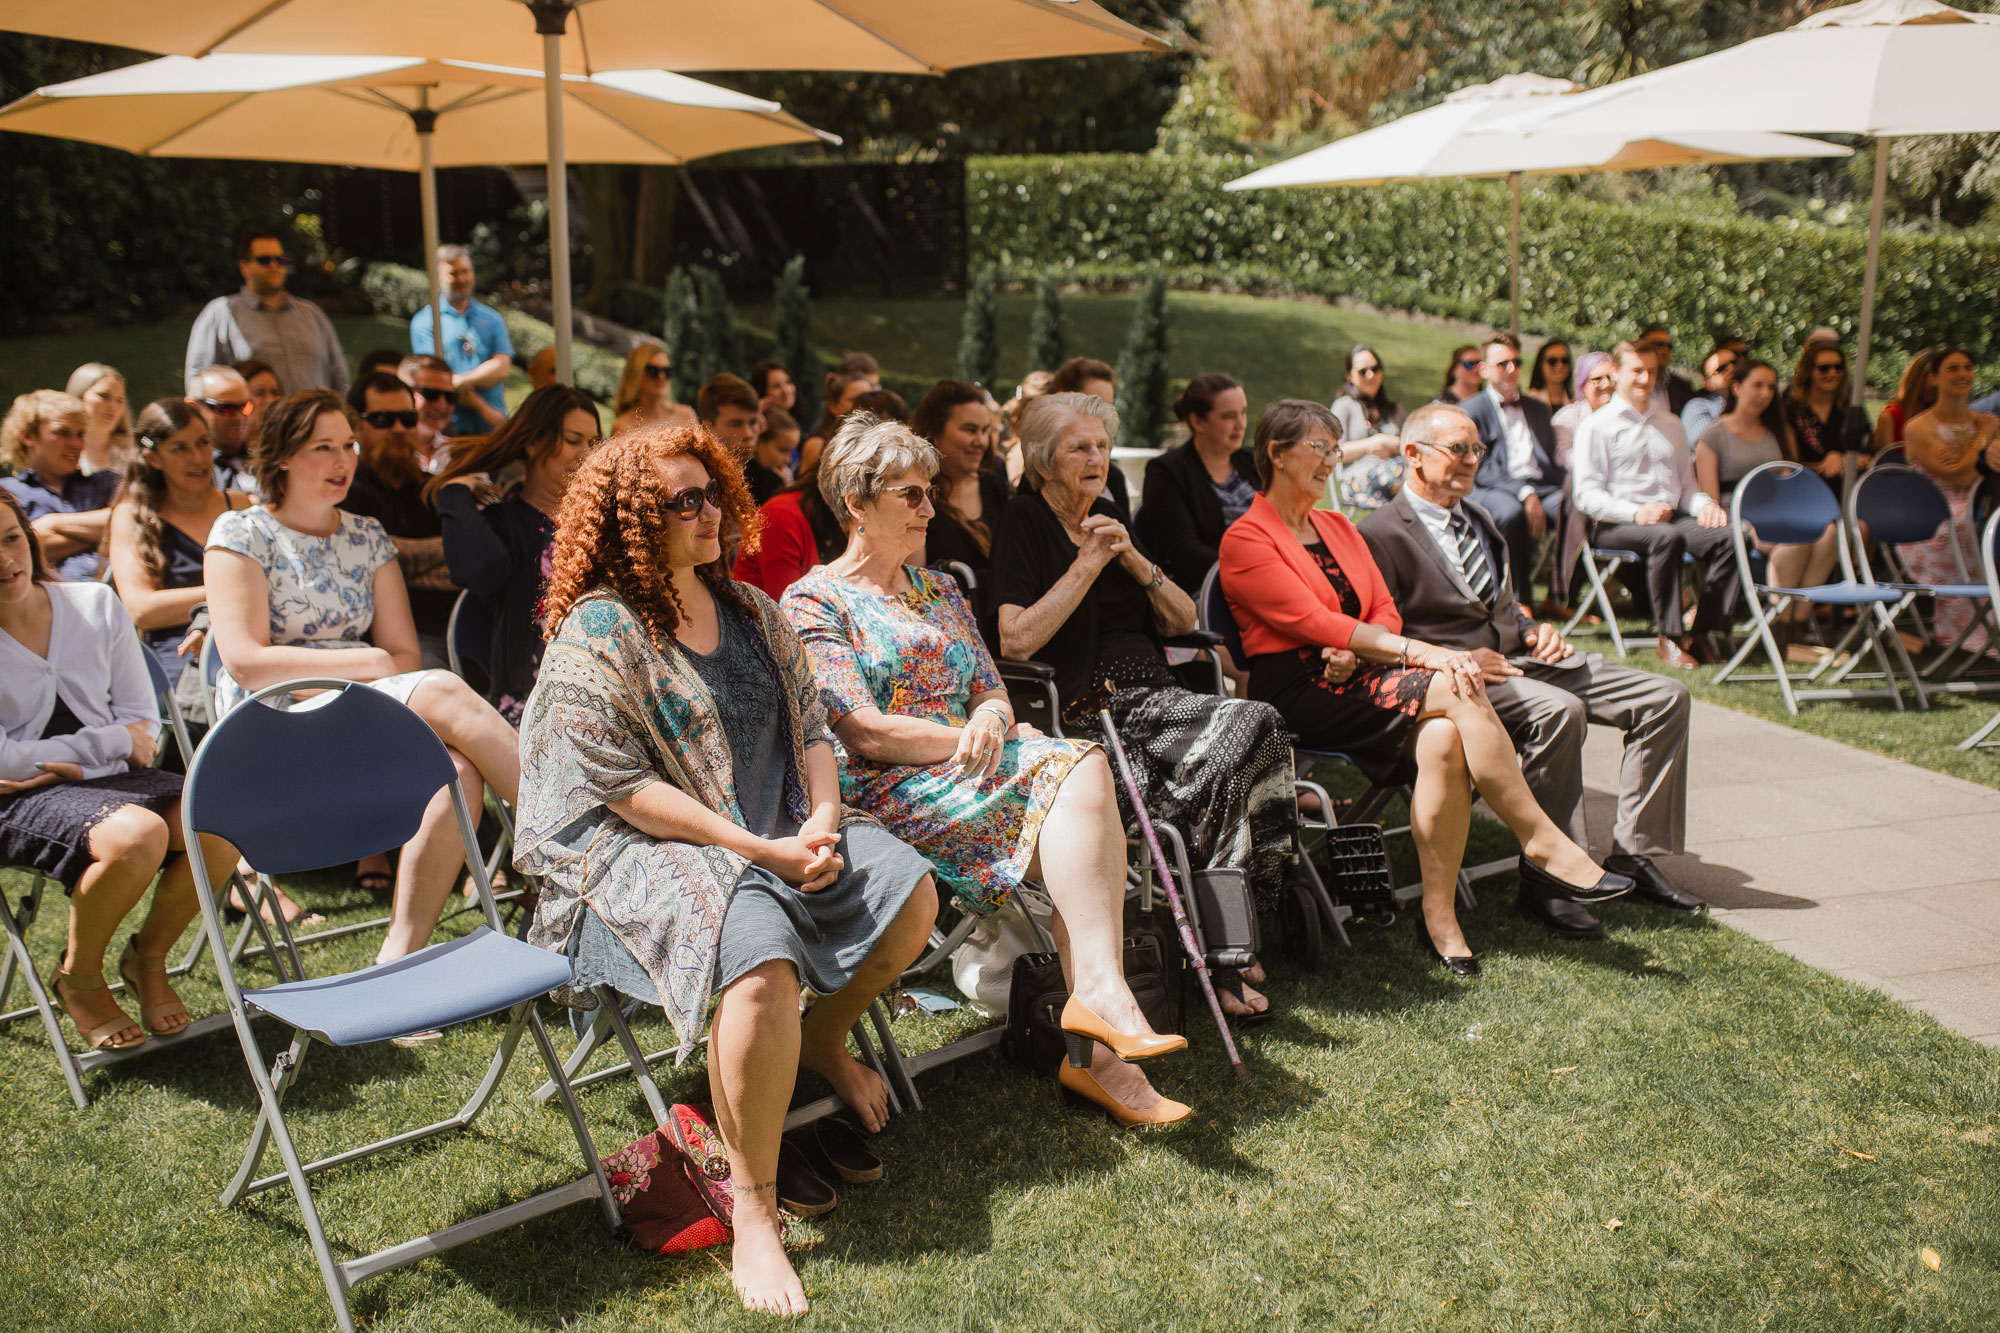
[
  {"xmin": 532, "ymin": 2, "xmax": 575, "ymax": 385},
  {"xmin": 416, "ymin": 98, "xmax": 442, "ymax": 364},
  {"xmin": 1848, "ymin": 137, "xmax": 1890, "ymax": 497},
  {"xmin": 1509, "ymin": 171, "xmax": 1522, "ymax": 338}
]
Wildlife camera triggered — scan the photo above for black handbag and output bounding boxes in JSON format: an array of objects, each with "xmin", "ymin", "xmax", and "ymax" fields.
[{"xmin": 1003, "ymin": 920, "xmax": 1182, "ymax": 1077}]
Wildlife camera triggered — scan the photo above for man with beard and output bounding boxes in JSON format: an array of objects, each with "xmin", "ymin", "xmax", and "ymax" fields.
[
  {"xmin": 398, "ymin": 353, "xmax": 477, "ymax": 472},
  {"xmin": 187, "ymin": 364, "xmax": 262, "ymax": 495},
  {"xmin": 339, "ymin": 371, "xmax": 458, "ymax": 666}
]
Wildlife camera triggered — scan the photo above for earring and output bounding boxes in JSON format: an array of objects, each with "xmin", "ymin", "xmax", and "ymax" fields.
[{"xmin": 858, "ymin": 522, "xmax": 867, "ymax": 535}]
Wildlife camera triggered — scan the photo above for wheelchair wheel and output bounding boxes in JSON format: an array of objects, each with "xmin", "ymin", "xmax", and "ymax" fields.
[{"xmin": 1276, "ymin": 876, "xmax": 1323, "ymax": 970}]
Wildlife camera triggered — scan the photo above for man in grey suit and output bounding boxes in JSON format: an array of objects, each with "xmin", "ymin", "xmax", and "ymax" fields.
[
  {"xmin": 1360, "ymin": 404, "xmax": 1702, "ymax": 938},
  {"xmin": 1462, "ymin": 332, "xmax": 1564, "ymax": 609}
]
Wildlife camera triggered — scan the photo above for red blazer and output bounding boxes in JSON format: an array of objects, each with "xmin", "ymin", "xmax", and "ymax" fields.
[{"xmin": 1218, "ymin": 493, "xmax": 1402, "ymax": 655}]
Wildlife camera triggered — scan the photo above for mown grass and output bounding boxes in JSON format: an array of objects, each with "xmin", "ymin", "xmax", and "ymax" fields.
[{"xmin": 3, "ymin": 828, "xmax": 1997, "ymax": 1333}]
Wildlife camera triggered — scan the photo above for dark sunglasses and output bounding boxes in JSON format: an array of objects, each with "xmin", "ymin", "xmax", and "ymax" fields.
[
  {"xmin": 1544, "ymin": 354, "xmax": 1571, "ymax": 366},
  {"xmin": 664, "ymin": 478, "xmax": 725, "ymax": 517},
  {"xmin": 1814, "ymin": 361, "xmax": 1845, "ymax": 375},
  {"xmin": 248, "ymin": 254, "xmax": 289, "ymax": 268},
  {"xmin": 644, "ymin": 364, "xmax": 673, "ymax": 381},
  {"xmin": 880, "ymin": 483, "xmax": 930, "ymax": 509},
  {"xmin": 1418, "ymin": 439, "xmax": 1488, "ymax": 461},
  {"xmin": 361, "ymin": 409, "xmax": 419, "ymax": 429},
  {"xmin": 1457, "ymin": 358, "xmax": 1481, "ymax": 371},
  {"xmin": 414, "ymin": 386, "xmax": 454, "ymax": 402},
  {"xmin": 197, "ymin": 398, "xmax": 252, "ymax": 417},
  {"xmin": 1353, "ymin": 363, "xmax": 1382, "ymax": 375},
  {"xmin": 1490, "ymin": 357, "xmax": 1521, "ymax": 371}
]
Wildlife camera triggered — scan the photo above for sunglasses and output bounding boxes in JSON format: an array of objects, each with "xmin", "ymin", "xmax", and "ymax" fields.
[
  {"xmin": 197, "ymin": 398, "xmax": 253, "ymax": 417},
  {"xmin": 1711, "ymin": 359, "xmax": 1738, "ymax": 373},
  {"xmin": 1418, "ymin": 439, "xmax": 1488, "ymax": 462},
  {"xmin": 1814, "ymin": 361, "xmax": 1845, "ymax": 375},
  {"xmin": 1353, "ymin": 364, "xmax": 1382, "ymax": 376},
  {"xmin": 1490, "ymin": 357, "xmax": 1521, "ymax": 371},
  {"xmin": 248, "ymin": 254, "xmax": 289, "ymax": 268},
  {"xmin": 664, "ymin": 478, "xmax": 725, "ymax": 518},
  {"xmin": 415, "ymin": 386, "xmax": 454, "ymax": 402},
  {"xmin": 361, "ymin": 410, "xmax": 420, "ymax": 429},
  {"xmin": 1458, "ymin": 358, "xmax": 1481, "ymax": 371},
  {"xmin": 880, "ymin": 483, "xmax": 930, "ymax": 509},
  {"xmin": 644, "ymin": 364, "xmax": 673, "ymax": 381},
  {"xmin": 1544, "ymin": 354, "xmax": 1571, "ymax": 367}
]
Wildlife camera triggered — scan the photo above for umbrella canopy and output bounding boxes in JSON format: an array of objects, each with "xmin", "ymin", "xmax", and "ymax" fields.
[
  {"xmin": 0, "ymin": 0, "xmax": 1167, "ymax": 381},
  {"xmin": 0, "ymin": 53, "xmax": 837, "ymax": 353},
  {"xmin": 1225, "ymin": 73, "xmax": 1849, "ymax": 333},
  {"xmin": 1488, "ymin": 0, "xmax": 2000, "ymax": 421}
]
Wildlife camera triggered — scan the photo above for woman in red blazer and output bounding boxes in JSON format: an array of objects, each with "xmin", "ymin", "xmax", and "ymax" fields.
[{"xmin": 1219, "ymin": 400, "xmax": 1631, "ymax": 973}]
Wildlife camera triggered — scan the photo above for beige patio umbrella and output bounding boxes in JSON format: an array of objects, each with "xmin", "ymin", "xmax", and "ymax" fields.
[
  {"xmin": 0, "ymin": 0, "xmax": 1169, "ymax": 381},
  {"xmin": 0, "ymin": 53, "xmax": 838, "ymax": 351},
  {"xmin": 1225, "ymin": 73, "xmax": 1851, "ymax": 335}
]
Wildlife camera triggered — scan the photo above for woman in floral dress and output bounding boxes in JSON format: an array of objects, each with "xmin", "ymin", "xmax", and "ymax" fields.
[{"xmin": 782, "ymin": 412, "xmax": 1192, "ymax": 1130}]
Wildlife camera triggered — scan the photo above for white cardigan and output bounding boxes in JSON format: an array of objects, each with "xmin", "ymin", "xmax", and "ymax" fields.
[{"xmin": 0, "ymin": 581, "xmax": 158, "ymax": 783}]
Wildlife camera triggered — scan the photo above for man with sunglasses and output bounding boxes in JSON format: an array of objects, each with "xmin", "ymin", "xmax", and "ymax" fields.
[
  {"xmin": 1679, "ymin": 346, "xmax": 1739, "ymax": 446},
  {"xmin": 339, "ymin": 372, "xmax": 457, "ymax": 665},
  {"xmin": 410, "ymin": 244, "xmax": 514, "ymax": 438},
  {"xmin": 187, "ymin": 364, "xmax": 261, "ymax": 495},
  {"xmin": 185, "ymin": 228, "xmax": 348, "ymax": 398},
  {"xmin": 398, "ymin": 354, "xmax": 488, "ymax": 471},
  {"xmin": 1464, "ymin": 332, "xmax": 1565, "ymax": 608}
]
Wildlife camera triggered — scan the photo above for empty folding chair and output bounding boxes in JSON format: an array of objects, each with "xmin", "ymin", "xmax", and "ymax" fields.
[
  {"xmin": 1561, "ymin": 543, "xmax": 1639, "ymax": 658},
  {"xmin": 1961, "ymin": 510, "xmax": 2000, "ymax": 751},
  {"xmin": 1848, "ymin": 464, "xmax": 1998, "ymax": 694},
  {"xmin": 180, "ymin": 678, "xmax": 617, "ymax": 1333},
  {"xmin": 1713, "ymin": 460, "xmax": 1922, "ymax": 714}
]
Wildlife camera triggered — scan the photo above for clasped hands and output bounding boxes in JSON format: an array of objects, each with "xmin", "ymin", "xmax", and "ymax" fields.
[{"xmin": 948, "ymin": 709, "xmax": 1043, "ymax": 783}]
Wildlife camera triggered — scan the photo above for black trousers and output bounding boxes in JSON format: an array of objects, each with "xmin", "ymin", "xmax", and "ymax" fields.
[{"xmin": 1588, "ymin": 515, "xmax": 1739, "ymax": 639}]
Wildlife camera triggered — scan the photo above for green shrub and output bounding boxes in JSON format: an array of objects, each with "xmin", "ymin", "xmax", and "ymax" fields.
[
  {"xmin": 360, "ymin": 263, "xmax": 431, "ymax": 320},
  {"xmin": 662, "ymin": 267, "xmax": 709, "ymax": 390},
  {"xmin": 695, "ymin": 267, "xmax": 742, "ymax": 379},
  {"xmin": 966, "ymin": 154, "xmax": 2000, "ymax": 386},
  {"xmin": 358, "ymin": 263, "xmax": 622, "ymax": 402},
  {"xmin": 957, "ymin": 265, "xmax": 1001, "ymax": 388},
  {"xmin": 605, "ymin": 281, "xmax": 665, "ymax": 336},
  {"xmin": 772, "ymin": 254, "xmax": 820, "ymax": 423},
  {"xmin": 1026, "ymin": 271, "xmax": 1069, "ymax": 373},
  {"xmin": 1114, "ymin": 272, "xmax": 1172, "ymax": 449}
]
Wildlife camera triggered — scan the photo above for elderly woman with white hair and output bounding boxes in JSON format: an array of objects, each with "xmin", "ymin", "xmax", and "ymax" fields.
[
  {"xmin": 781, "ymin": 412, "xmax": 1192, "ymax": 1129},
  {"xmin": 988, "ymin": 392, "xmax": 1298, "ymax": 1021}
]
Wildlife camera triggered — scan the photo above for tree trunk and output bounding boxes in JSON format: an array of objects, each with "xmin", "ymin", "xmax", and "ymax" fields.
[
  {"xmin": 631, "ymin": 166, "xmax": 680, "ymax": 288},
  {"xmin": 576, "ymin": 164, "xmax": 630, "ymax": 315}
]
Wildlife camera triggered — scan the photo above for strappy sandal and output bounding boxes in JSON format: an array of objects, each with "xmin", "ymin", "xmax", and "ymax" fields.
[
  {"xmin": 1213, "ymin": 967, "xmax": 1274, "ymax": 1026},
  {"xmin": 51, "ymin": 959, "xmax": 148, "ymax": 1051},
  {"xmin": 118, "ymin": 940, "xmax": 190, "ymax": 1036}
]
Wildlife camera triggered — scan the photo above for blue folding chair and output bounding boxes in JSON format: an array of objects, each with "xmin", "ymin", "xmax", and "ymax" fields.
[
  {"xmin": 1713, "ymin": 460, "xmax": 1923, "ymax": 713},
  {"xmin": 1961, "ymin": 510, "xmax": 2000, "ymax": 752},
  {"xmin": 1849, "ymin": 463, "xmax": 1998, "ymax": 697},
  {"xmin": 181, "ymin": 679, "xmax": 616, "ymax": 1333},
  {"xmin": 445, "ymin": 587, "xmax": 493, "ymax": 682}
]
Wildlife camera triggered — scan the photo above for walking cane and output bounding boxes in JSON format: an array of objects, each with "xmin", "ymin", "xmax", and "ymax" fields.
[{"xmin": 1090, "ymin": 688, "xmax": 1249, "ymax": 1083}]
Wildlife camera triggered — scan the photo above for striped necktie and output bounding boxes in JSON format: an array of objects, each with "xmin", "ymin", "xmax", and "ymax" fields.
[{"xmin": 1450, "ymin": 510, "xmax": 1493, "ymax": 603}]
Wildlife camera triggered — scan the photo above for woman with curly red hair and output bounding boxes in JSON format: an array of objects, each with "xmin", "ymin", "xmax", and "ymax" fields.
[{"xmin": 513, "ymin": 423, "xmax": 938, "ymax": 1317}]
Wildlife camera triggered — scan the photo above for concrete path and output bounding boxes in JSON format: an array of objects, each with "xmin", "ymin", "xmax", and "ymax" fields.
[{"xmin": 1579, "ymin": 698, "xmax": 2000, "ymax": 1047}]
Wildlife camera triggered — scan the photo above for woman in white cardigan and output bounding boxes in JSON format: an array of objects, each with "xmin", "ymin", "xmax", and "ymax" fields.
[{"xmin": 0, "ymin": 490, "xmax": 234, "ymax": 1053}]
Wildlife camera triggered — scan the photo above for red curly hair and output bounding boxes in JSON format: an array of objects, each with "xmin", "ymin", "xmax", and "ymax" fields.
[{"xmin": 543, "ymin": 422, "xmax": 765, "ymax": 649}]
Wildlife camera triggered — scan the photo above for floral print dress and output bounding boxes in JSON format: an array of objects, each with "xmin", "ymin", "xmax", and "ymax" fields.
[{"xmin": 782, "ymin": 565, "xmax": 1090, "ymax": 915}]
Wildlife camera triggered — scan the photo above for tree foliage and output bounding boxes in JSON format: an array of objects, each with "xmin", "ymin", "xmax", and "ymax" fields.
[
  {"xmin": 661, "ymin": 267, "xmax": 711, "ymax": 391},
  {"xmin": 772, "ymin": 254, "xmax": 820, "ymax": 424},
  {"xmin": 1026, "ymin": 273, "xmax": 1069, "ymax": 373},
  {"xmin": 956, "ymin": 266, "xmax": 1001, "ymax": 388},
  {"xmin": 695, "ymin": 266, "xmax": 742, "ymax": 379},
  {"xmin": 1114, "ymin": 272, "xmax": 1174, "ymax": 448}
]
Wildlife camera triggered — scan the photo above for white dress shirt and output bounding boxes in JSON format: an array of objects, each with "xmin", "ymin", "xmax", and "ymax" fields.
[
  {"xmin": 1405, "ymin": 488, "xmax": 1497, "ymax": 596},
  {"xmin": 1484, "ymin": 386, "xmax": 1542, "ymax": 502},
  {"xmin": 0, "ymin": 582, "xmax": 158, "ymax": 783},
  {"xmin": 1570, "ymin": 395, "xmax": 1718, "ymax": 526}
]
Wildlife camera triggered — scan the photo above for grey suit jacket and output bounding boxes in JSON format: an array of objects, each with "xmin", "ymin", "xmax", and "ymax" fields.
[{"xmin": 1358, "ymin": 491, "xmax": 1583, "ymax": 670}]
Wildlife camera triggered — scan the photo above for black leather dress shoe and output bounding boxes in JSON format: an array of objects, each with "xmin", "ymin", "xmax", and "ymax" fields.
[
  {"xmin": 1515, "ymin": 890, "xmax": 1604, "ymax": 940},
  {"xmin": 1603, "ymin": 853, "xmax": 1705, "ymax": 912},
  {"xmin": 1517, "ymin": 855, "xmax": 1634, "ymax": 906},
  {"xmin": 1419, "ymin": 918, "xmax": 1481, "ymax": 977}
]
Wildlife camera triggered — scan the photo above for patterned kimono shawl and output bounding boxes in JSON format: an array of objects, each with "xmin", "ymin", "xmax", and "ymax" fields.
[{"xmin": 515, "ymin": 583, "xmax": 832, "ymax": 1060}]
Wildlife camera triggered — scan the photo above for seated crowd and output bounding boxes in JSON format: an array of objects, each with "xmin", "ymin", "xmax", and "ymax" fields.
[{"xmin": 5, "ymin": 244, "xmax": 1999, "ymax": 1318}]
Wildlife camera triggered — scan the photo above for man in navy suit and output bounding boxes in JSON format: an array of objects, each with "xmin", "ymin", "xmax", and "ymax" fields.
[
  {"xmin": 1360, "ymin": 404, "xmax": 1701, "ymax": 936},
  {"xmin": 1463, "ymin": 332, "xmax": 1564, "ymax": 608}
]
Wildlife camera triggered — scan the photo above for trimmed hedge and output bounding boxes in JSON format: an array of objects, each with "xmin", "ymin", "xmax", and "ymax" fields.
[{"xmin": 966, "ymin": 154, "xmax": 2000, "ymax": 386}]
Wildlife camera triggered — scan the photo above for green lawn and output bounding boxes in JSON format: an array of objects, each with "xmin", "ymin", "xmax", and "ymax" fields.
[{"xmin": 3, "ymin": 840, "xmax": 1997, "ymax": 1332}]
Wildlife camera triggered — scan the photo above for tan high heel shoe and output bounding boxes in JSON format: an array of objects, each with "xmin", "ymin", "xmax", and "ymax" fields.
[
  {"xmin": 52, "ymin": 959, "xmax": 148, "ymax": 1052},
  {"xmin": 1058, "ymin": 1063, "xmax": 1191, "ymax": 1128},
  {"xmin": 1059, "ymin": 995, "xmax": 1187, "ymax": 1066},
  {"xmin": 118, "ymin": 940, "xmax": 190, "ymax": 1036}
]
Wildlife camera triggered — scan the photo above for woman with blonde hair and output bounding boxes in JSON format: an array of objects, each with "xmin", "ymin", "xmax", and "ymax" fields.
[
  {"xmin": 612, "ymin": 342, "xmax": 696, "ymax": 435},
  {"xmin": 64, "ymin": 363, "xmax": 133, "ymax": 475},
  {"xmin": 1, "ymin": 390, "xmax": 117, "ymax": 581}
]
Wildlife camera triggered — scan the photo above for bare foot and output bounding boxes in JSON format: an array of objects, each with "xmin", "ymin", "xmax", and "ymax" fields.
[
  {"xmin": 731, "ymin": 1201, "xmax": 808, "ymax": 1317},
  {"xmin": 1218, "ymin": 976, "xmax": 1268, "ymax": 1018},
  {"xmin": 1088, "ymin": 1044, "xmax": 1164, "ymax": 1112},
  {"xmin": 800, "ymin": 1042, "xmax": 890, "ymax": 1133},
  {"xmin": 1240, "ymin": 958, "xmax": 1267, "ymax": 986}
]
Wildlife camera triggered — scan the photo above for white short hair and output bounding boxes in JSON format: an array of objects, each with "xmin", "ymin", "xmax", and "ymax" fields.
[
  {"xmin": 1015, "ymin": 392, "xmax": 1119, "ymax": 485},
  {"xmin": 817, "ymin": 412, "xmax": 939, "ymax": 529},
  {"xmin": 187, "ymin": 364, "xmax": 248, "ymax": 398}
]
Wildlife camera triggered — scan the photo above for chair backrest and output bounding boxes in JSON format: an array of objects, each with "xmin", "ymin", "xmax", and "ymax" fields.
[
  {"xmin": 138, "ymin": 646, "xmax": 194, "ymax": 768},
  {"xmin": 1734, "ymin": 461, "xmax": 1842, "ymax": 547},
  {"xmin": 1851, "ymin": 463, "xmax": 1950, "ymax": 547},
  {"xmin": 1196, "ymin": 563, "xmax": 1247, "ymax": 663},
  {"xmin": 934, "ymin": 560, "xmax": 977, "ymax": 596},
  {"xmin": 1875, "ymin": 443, "xmax": 1908, "ymax": 469},
  {"xmin": 1985, "ymin": 507, "xmax": 2000, "ymax": 604},
  {"xmin": 183, "ymin": 679, "xmax": 459, "ymax": 875},
  {"xmin": 446, "ymin": 588, "xmax": 493, "ymax": 678}
]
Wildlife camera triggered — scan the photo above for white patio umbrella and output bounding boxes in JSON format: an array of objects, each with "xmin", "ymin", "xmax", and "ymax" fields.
[
  {"xmin": 0, "ymin": 0, "xmax": 1169, "ymax": 382},
  {"xmin": 1487, "ymin": 0, "xmax": 2000, "ymax": 419},
  {"xmin": 1224, "ymin": 73, "xmax": 1850, "ymax": 335},
  {"xmin": 0, "ymin": 53, "xmax": 837, "ymax": 356}
]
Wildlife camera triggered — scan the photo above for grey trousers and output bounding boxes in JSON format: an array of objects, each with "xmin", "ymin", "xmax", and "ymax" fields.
[{"xmin": 1483, "ymin": 655, "xmax": 1691, "ymax": 858}]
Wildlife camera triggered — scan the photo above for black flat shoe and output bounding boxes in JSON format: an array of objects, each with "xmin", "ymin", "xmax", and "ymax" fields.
[
  {"xmin": 1517, "ymin": 855, "xmax": 1633, "ymax": 906},
  {"xmin": 776, "ymin": 1138, "xmax": 837, "ymax": 1218},
  {"xmin": 796, "ymin": 1117, "xmax": 883, "ymax": 1185},
  {"xmin": 1419, "ymin": 919, "xmax": 1481, "ymax": 977},
  {"xmin": 1515, "ymin": 890, "xmax": 1604, "ymax": 941},
  {"xmin": 1603, "ymin": 854, "xmax": 1705, "ymax": 913}
]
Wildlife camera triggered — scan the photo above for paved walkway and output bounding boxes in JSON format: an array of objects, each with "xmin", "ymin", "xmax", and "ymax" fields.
[{"xmin": 1576, "ymin": 699, "xmax": 2000, "ymax": 1046}]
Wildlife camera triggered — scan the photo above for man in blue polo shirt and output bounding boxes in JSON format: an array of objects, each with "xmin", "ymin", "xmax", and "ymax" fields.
[{"xmin": 410, "ymin": 244, "xmax": 514, "ymax": 437}]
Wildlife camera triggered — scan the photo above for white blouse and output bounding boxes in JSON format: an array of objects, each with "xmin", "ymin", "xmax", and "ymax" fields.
[{"xmin": 0, "ymin": 581, "xmax": 157, "ymax": 783}]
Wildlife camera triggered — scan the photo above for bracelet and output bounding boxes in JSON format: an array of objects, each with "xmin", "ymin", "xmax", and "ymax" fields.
[
  {"xmin": 1398, "ymin": 637, "xmax": 1410, "ymax": 668},
  {"xmin": 973, "ymin": 702, "xmax": 1011, "ymax": 727},
  {"xmin": 1146, "ymin": 562, "xmax": 1164, "ymax": 590}
]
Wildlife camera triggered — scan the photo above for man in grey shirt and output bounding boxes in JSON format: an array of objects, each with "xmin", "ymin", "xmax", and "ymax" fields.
[{"xmin": 185, "ymin": 229, "xmax": 348, "ymax": 396}]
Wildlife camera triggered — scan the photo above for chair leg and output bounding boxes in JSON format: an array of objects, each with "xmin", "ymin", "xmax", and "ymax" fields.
[
  {"xmin": 867, "ymin": 1000, "xmax": 922, "ymax": 1113},
  {"xmin": 1961, "ymin": 707, "xmax": 2000, "ymax": 751},
  {"xmin": 598, "ymin": 990, "xmax": 672, "ymax": 1125},
  {"xmin": 450, "ymin": 1002, "xmax": 533, "ymax": 1129},
  {"xmin": 0, "ymin": 877, "xmax": 90, "ymax": 1110},
  {"xmin": 525, "ymin": 1005, "xmax": 621, "ymax": 1233},
  {"xmin": 223, "ymin": 1030, "xmax": 312, "ymax": 1207},
  {"xmin": 849, "ymin": 1016, "xmax": 903, "ymax": 1117},
  {"xmin": 532, "ymin": 1000, "xmax": 618, "ymax": 1105}
]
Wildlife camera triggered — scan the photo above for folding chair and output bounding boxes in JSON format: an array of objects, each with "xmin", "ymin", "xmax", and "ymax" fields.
[
  {"xmin": 141, "ymin": 648, "xmax": 198, "ymax": 770},
  {"xmin": 1960, "ymin": 509, "xmax": 2000, "ymax": 751},
  {"xmin": 1849, "ymin": 464, "xmax": 1999, "ymax": 697},
  {"xmin": 1713, "ymin": 461, "xmax": 1923, "ymax": 714},
  {"xmin": 181, "ymin": 678, "xmax": 616, "ymax": 1333},
  {"xmin": 1561, "ymin": 543, "xmax": 1639, "ymax": 658},
  {"xmin": 445, "ymin": 588, "xmax": 492, "ymax": 690}
]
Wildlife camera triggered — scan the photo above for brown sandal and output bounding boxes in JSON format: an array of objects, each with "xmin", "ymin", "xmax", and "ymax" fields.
[
  {"xmin": 52, "ymin": 959, "xmax": 148, "ymax": 1051},
  {"xmin": 118, "ymin": 940, "xmax": 190, "ymax": 1036}
]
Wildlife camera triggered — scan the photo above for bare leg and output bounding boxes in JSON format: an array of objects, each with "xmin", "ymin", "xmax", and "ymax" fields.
[
  {"xmin": 375, "ymin": 749, "xmax": 482, "ymax": 963},
  {"xmin": 118, "ymin": 804, "xmax": 232, "ymax": 1033},
  {"xmin": 407, "ymin": 672, "xmax": 520, "ymax": 806},
  {"xmin": 58, "ymin": 806, "xmax": 169, "ymax": 1042},
  {"xmin": 1421, "ymin": 676, "xmax": 1603, "ymax": 886},
  {"xmin": 798, "ymin": 876, "xmax": 938, "ymax": 1133},
  {"xmin": 709, "ymin": 959, "xmax": 808, "ymax": 1317},
  {"xmin": 1407, "ymin": 717, "xmax": 1473, "ymax": 958},
  {"xmin": 1048, "ymin": 913, "xmax": 1168, "ymax": 1112}
]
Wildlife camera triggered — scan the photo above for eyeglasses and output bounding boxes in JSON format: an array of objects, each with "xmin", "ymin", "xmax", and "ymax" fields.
[
  {"xmin": 1711, "ymin": 358, "xmax": 1738, "ymax": 373},
  {"xmin": 1643, "ymin": 337, "xmax": 1673, "ymax": 352},
  {"xmin": 1286, "ymin": 439, "xmax": 1337, "ymax": 460},
  {"xmin": 664, "ymin": 478, "xmax": 725, "ymax": 518},
  {"xmin": 1489, "ymin": 357, "xmax": 1521, "ymax": 371},
  {"xmin": 644, "ymin": 364, "xmax": 673, "ymax": 381},
  {"xmin": 361, "ymin": 410, "xmax": 419, "ymax": 429},
  {"xmin": 415, "ymin": 386, "xmax": 454, "ymax": 403},
  {"xmin": 880, "ymin": 483, "xmax": 930, "ymax": 509},
  {"xmin": 1417, "ymin": 439, "xmax": 1488, "ymax": 462},
  {"xmin": 1585, "ymin": 374, "xmax": 1615, "ymax": 389},
  {"xmin": 197, "ymin": 398, "xmax": 253, "ymax": 417},
  {"xmin": 247, "ymin": 254, "xmax": 289, "ymax": 268},
  {"xmin": 1814, "ymin": 361, "xmax": 1845, "ymax": 376}
]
